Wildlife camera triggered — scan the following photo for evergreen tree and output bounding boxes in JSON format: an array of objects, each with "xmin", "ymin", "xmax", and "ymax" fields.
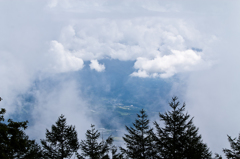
[
  {"xmin": 120, "ymin": 109, "xmax": 156, "ymax": 159},
  {"xmin": 214, "ymin": 153, "xmax": 223, "ymax": 159},
  {"xmin": 223, "ymin": 134, "xmax": 240, "ymax": 158},
  {"xmin": 41, "ymin": 114, "xmax": 79, "ymax": 159},
  {"xmin": 154, "ymin": 96, "xmax": 212, "ymax": 159},
  {"xmin": 0, "ymin": 108, "xmax": 43, "ymax": 158},
  {"xmin": 79, "ymin": 124, "xmax": 114, "ymax": 159},
  {"xmin": 111, "ymin": 145, "xmax": 124, "ymax": 159}
]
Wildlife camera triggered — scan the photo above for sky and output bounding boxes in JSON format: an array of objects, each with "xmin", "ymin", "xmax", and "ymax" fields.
[{"xmin": 0, "ymin": 0, "xmax": 240, "ymax": 157}]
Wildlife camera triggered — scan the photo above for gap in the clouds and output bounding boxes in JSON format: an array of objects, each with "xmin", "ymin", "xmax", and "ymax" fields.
[
  {"xmin": 10, "ymin": 59, "xmax": 175, "ymax": 132},
  {"xmin": 76, "ymin": 59, "xmax": 172, "ymax": 129}
]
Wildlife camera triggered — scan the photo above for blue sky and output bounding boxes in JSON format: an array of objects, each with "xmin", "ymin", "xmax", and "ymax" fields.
[{"xmin": 0, "ymin": 0, "xmax": 240, "ymax": 157}]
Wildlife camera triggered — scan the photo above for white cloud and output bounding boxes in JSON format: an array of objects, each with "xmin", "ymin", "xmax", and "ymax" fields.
[
  {"xmin": 52, "ymin": 19, "xmax": 210, "ymax": 78},
  {"xmin": 48, "ymin": 40, "xmax": 84, "ymax": 73},
  {"xmin": 25, "ymin": 79, "xmax": 94, "ymax": 141},
  {"xmin": 131, "ymin": 50, "xmax": 202, "ymax": 78},
  {"xmin": 90, "ymin": 60, "xmax": 105, "ymax": 72},
  {"xmin": 43, "ymin": 1, "xmax": 213, "ymax": 78},
  {"xmin": 131, "ymin": 70, "xmax": 149, "ymax": 78},
  {"xmin": 0, "ymin": 52, "xmax": 33, "ymax": 114}
]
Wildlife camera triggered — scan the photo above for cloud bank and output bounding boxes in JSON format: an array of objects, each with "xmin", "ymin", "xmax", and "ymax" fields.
[{"xmin": 45, "ymin": 2, "xmax": 212, "ymax": 78}]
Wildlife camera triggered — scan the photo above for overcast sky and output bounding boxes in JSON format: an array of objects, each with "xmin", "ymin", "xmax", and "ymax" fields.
[{"xmin": 0, "ymin": 0, "xmax": 239, "ymax": 157}]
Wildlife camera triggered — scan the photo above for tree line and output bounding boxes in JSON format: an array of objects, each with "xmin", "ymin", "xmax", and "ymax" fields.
[{"xmin": 0, "ymin": 97, "xmax": 239, "ymax": 158}]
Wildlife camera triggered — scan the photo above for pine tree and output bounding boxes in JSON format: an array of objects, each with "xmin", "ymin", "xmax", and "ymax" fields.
[
  {"xmin": 79, "ymin": 124, "xmax": 113, "ymax": 159},
  {"xmin": 154, "ymin": 97, "xmax": 212, "ymax": 159},
  {"xmin": 223, "ymin": 134, "xmax": 240, "ymax": 158},
  {"xmin": 214, "ymin": 153, "xmax": 223, "ymax": 159},
  {"xmin": 0, "ymin": 108, "xmax": 43, "ymax": 158},
  {"xmin": 41, "ymin": 114, "xmax": 79, "ymax": 159},
  {"xmin": 120, "ymin": 109, "xmax": 156, "ymax": 159},
  {"xmin": 111, "ymin": 145, "xmax": 124, "ymax": 159}
]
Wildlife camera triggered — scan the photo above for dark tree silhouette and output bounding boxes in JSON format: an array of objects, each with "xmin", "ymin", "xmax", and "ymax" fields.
[
  {"xmin": 214, "ymin": 153, "xmax": 223, "ymax": 159},
  {"xmin": 154, "ymin": 96, "xmax": 212, "ymax": 159},
  {"xmin": 0, "ymin": 108, "xmax": 43, "ymax": 158},
  {"xmin": 41, "ymin": 114, "xmax": 79, "ymax": 159},
  {"xmin": 79, "ymin": 124, "xmax": 114, "ymax": 159},
  {"xmin": 120, "ymin": 109, "xmax": 156, "ymax": 159},
  {"xmin": 111, "ymin": 145, "xmax": 124, "ymax": 159},
  {"xmin": 223, "ymin": 134, "xmax": 240, "ymax": 158}
]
